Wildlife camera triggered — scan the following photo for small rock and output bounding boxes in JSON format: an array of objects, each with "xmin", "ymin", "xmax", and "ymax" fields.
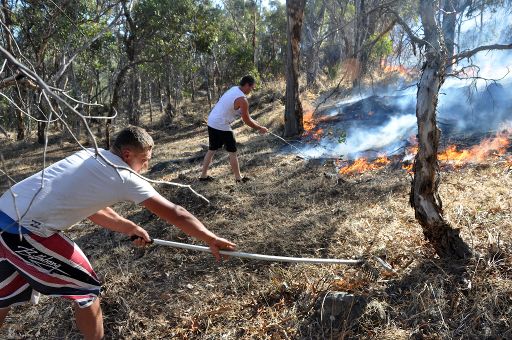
[{"xmin": 315, "ymin": 291, "xmax": 367, "ymax": 331}]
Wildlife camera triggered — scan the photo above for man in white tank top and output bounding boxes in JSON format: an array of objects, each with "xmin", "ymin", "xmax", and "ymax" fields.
[{"xmin": 200, "ymin": 75, "xmax": 268, "ymax": 182}]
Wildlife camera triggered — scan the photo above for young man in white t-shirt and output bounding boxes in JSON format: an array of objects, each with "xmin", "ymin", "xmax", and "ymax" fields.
[
  {"xmin": 200, "ymin": 75, "xmax": 268, "ymax": 182},
  {"xmin": 0, "ymin": 126, "xmax": 235, "ymax": 339}
]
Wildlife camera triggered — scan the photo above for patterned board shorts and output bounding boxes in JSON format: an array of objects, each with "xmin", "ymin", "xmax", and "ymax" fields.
[{"xmin": 0, "ymin": 210, "xmax": 101, "ymax": 309}]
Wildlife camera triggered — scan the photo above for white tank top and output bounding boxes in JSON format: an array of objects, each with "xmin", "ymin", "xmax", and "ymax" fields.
[{"xmin": 207, "ymin": 86, "xmax": 246, "ymax": 131}]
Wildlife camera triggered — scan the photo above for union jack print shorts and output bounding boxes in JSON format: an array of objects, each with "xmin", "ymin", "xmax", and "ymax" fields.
[{"xmin": 0, "ymin": 219, "xmax": 101, "ymax": 309}]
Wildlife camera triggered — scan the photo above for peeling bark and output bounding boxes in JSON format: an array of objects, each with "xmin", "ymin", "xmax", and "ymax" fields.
[{"xmin": 410, "ymin": 0, "xmax": 472, "ymax": 259}]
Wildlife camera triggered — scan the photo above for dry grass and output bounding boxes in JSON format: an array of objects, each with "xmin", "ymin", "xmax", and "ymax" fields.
[{"xmin": 0, "ymin": 85, "xmax": 511, "ymax": 339}]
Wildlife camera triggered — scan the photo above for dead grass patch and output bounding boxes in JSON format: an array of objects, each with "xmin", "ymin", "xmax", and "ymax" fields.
[{"xmin": 0, "ymin": 86, "xmax": 511, "ymax": 339}]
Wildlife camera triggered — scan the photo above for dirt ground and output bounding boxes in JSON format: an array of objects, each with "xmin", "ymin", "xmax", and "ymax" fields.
[{"xmin": 0, "ymin": 86, "xmax": 511, "ymax": 339}]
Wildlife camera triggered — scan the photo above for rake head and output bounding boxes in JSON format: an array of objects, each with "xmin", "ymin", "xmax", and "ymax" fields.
[{"xmin": 357, "ymin": 256, "xmax": 396, "ymax": 282}]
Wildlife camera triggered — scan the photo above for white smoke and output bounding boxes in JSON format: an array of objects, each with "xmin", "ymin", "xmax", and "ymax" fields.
[
  {"xmin": 292, "ymin": 5, "xmax": 511, "ymax": 160},
  {"xmin": 300, "ymin": 114, "xmax": 417, "ymax": 159}
]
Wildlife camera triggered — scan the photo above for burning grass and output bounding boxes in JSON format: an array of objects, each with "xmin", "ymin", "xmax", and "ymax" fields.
[
  {"xmin": 438, "ymin": 132, "xmax": 510, "ymax": 166},
  {"xmin": 336, "ymin": 156, "xmax": 391, "ymax": 175},
  {"xmin": 334, "ymin": 129, "xmax": 512, "ymax": 177},
  {"xmin": 0, "ymin": 92, "xmax": 511, "ymax": 339}
]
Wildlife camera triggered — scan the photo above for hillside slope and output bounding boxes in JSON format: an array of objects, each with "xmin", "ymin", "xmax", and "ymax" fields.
[{"xmin": 0, "ymin": 88, "xmax": 511, "ymax": 339}]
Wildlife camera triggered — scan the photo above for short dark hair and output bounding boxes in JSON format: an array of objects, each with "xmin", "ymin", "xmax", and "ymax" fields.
[
  {"xmin": 239, "ymin": 75, "xmax": 256, "ymax": 87},
  {"xmin": 111, "ymin": 126, "xmax": 154, "ymax": 154}
]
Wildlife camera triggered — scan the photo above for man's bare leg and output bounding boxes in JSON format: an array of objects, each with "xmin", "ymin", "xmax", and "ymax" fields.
[
  {"xmin": 201, "ymin": 150, "xmax": 216, "ymax": 178},
  {"xmin": 0, "ymin": 307, "xmax": 10, "ymax": 328},
  {"xmin": 74, "ymin": 298, "xmax": 104, "ymax": 340},
  {"xmin": 228, "ymin": 152, "xmax": 242, "ymax": 180}
]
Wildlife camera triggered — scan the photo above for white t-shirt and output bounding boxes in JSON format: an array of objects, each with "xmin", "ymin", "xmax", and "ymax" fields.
[
  {"xmin": 207, "ymin": 86, "xmax": 246, "ymax": 131},
  {"xmin": 0, "ymin": 148, "xmax": 157, "ymax": 236}
]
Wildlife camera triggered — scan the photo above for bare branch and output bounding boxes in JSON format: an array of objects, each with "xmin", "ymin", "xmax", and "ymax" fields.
[
  {"xmin": 452, "ymin": 43, "xmax": 512, "ymax": 63},
  {"xmin": 51, "ymin": 9, "xmax": 124, "ymax": 84},
  {"xmin": 388, "ymin": 10, "xmax": 427, "ymax": 48},
  {"xmin": 59, "ymin": 91, "xmax": 105, "ymax": 108},
  {"xmin": 0, "ymin": 73, "xmax": 38, "ymax": 90},
  {"xmin": 0, "ymin": 59, "xmax": 6, "ymax": 74},
  {"xmin": 0, "ymin": 44, "xmax": 210, "ymax": 204},
  {"xmin": 447, "ymin": 65, "xmax": 510, "ymax": 82},
  {"xmin": 0, "ymin": 92, "xmax": 59, "ymax": 123}
]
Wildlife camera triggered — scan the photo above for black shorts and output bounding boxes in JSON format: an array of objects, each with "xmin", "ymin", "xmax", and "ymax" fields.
[{"xmin": 208, "ymin": 126, "xmax": 237, "ymax": 152}]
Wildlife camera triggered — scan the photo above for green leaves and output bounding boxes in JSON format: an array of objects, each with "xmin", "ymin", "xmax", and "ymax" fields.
[{"xmin": 369, "ymin": 33, "xmax": 393, "ymax": 61}]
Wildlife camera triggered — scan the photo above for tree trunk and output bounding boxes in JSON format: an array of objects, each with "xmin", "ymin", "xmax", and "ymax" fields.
[
  {"xmin": 212, "ymin": 51, "xmax": 222, "ymax": 101},
  {"xmin": 203, "ymin": 57, "xmax": 212, "ymax": 110},
  {"xmin": 304, "ymin": 0, "xmax": 326, "ymax": 89},
  {"xmin": 284, "ymin": 0, "xmax": 305, "ymax": 137},
  {"xmin": 106, "ymin": 0, "xmax": 137, "ymax": 148},
  {"xmin": 148, "ymin": 83, "xmax": 153, "ymax": 123},
  {"xmin": 158, "ymin": 80, "xmax": 165, "ymax": 112},
  {"xmin": 15, "ymin": 103, "xmax": 25, "ymax": 140},
  {"xmin": 68, "ymin": 65, "xmax": 82, "ymax": 141},
  {"xmin": 1, "ymin": 0, "xmax": 14, "ymax": 54},
  {"xmin": 442, "ymin": 1, "xmax": 457, "ymax": 73},
  {"xmin": 107, "ymin": 63, "xmax": 132, "ymax": 149},
  {"xmin": 76, "ymin": 94, "xmax": 83, "ymax": 139},
  {"xmin": 410, "ymin": 0, "xmax": 472, "ymax": 259},
  {"xmin": 352, "ymin": 0, "xmax": 375, "ymax": 88},
  {"xmin": 26, "ymin": 91, "xmax": 33, "ymax": 136},
  {"xmin": 443, "ymin": 0, "xmax": 472, "ymax": 72},
  {"xmin": 2, "ymin": 0, "xmax": 24, "ymax": 140},
  {"xmin": 37, "ymin": 120, "xmax": 46, "ymax": 144},
  {"xmin": 190, "ymin": 72, "xmax": 196, "ymax": 103},
  {"xmin": 33, "ymin": 68, "xmax": 47, "ymax": 144},
  {"xmin": 13, "ymin": 87, "xmax": 26, "ymax": 140},
  {"xmin": 128, "ymin": 68, "xmax": 142, "ymax": 125}
]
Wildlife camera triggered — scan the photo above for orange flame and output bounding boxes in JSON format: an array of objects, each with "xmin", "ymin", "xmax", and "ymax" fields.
[
  {"xmin": 303, "ymin": 109, "xmax": 315, "ymax": 132},
  {"xmin": 402, "ymin": 163, "xmax": 413, "ymax": 174},
  {"xmin": 438, "ymin": 133, "xmax": 509, "ymax": 166},
  {"xmin": 401, "ymin": 131, "xmax": 510, "ymax": 174},
  {"xmin": 302, "ymin": 107, "xmax": 331, "ymax": 140},
  {"xmin": 401, "ymin": 142, "xmax": 418, "ymax": 174},
  {"xmin": 338, "ymin": 156, "xmax": 391, "ymax": 175},
  {"xmin": 381, "ymin": 61, "xmax": 414, "ymax": 77},
  {"xmin": 405, "ymin": 145, "xmax": 419, "ymax": 156},
  {"xmin": 312, "ymin": 128, "xmax": 324, "ymax": 140}
]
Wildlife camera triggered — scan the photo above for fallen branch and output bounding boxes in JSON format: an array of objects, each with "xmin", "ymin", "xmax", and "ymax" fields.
[{"xmin": 0, "ymin": 44, "xmax": 210, "ymax": 204}]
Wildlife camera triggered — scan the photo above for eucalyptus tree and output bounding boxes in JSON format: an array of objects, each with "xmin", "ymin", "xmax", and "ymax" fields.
[
  {"xmin": 283, "ymin": 0, "xmax": 305, "ymax": 137},
  {"xmin": 0, "ymin": 0, "xmax": 121, "ymax": 142},
  {"xmin": 442, "ymin": 0, "xmax": 510, "ymax": 72},
  {"xmin": 258, "ymin": 1, "xmax": 287, "ymax": 78},
  {"xmin": 392, "ymin": 0, "xmax": 512, "ymax": 259},
  {"xmin": 105, "ymin": 0, "xmax": 200, "ymax": 144},
  {"xmin": 303, "ymin": 0, "xmax": 327, "ymax": 89},
  {"xmin": 212, "ymin": 0, "xmax": 263, "ymax": 90}
]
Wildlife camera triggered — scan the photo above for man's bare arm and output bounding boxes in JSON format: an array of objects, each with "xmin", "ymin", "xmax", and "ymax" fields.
[
  {"xmin": 88, "ymin": 207, "xmax": 150, "ymax": 244},
  {"xmin": 141, "ymin": 194, "xmax": 236, "ymax": 260},
  {"xmin": 236, "ymin": 97, "xmax": 268, "ymax": 133}
]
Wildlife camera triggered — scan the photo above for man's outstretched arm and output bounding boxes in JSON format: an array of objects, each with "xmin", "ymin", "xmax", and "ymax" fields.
[
  {"xmin": 88, "ymin": 207, "xmax": 151, "ymax": 246},
  {"xmin": 141, "ymin": 194, "xmax": 236, "ymax": 260},
  {"xmin": 236, "ymin": 97, "xmax": 268, "ymax": 133}
]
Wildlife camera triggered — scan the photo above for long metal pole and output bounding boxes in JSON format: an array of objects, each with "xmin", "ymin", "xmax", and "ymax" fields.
[{"xmin": 151, "ymin": 238, "xmax": 363, "ymax": 265}]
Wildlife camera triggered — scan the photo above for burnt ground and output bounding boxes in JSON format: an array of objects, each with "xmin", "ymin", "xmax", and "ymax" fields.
[{"xmin": 0, "ymin": 84, "xmax": 511, "ymax": 339}]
